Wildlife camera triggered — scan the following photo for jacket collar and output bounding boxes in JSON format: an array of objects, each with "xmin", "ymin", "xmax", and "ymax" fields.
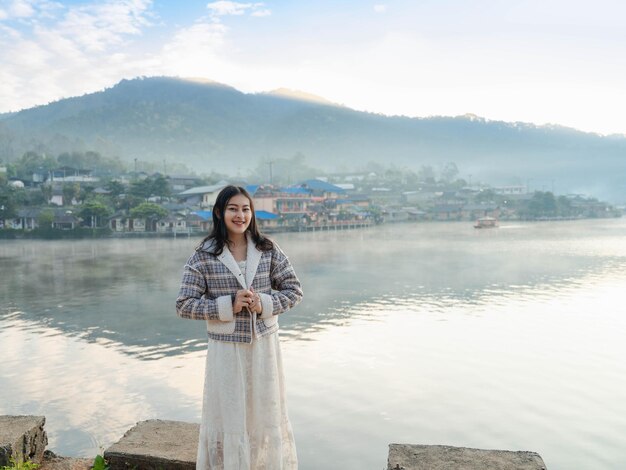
[{"xmin": 202, "ymin": 234, "xmax": 262, "ymax": 289}]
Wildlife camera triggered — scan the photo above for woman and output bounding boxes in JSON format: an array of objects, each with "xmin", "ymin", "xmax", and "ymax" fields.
[{"xmin": 176, "ymin": 185, "xmax": 302, "ymax": 470}]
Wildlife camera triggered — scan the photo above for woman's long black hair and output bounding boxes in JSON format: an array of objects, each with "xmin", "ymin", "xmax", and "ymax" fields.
[{"xmin": 197, "ymin": 185, "xmax": 274, "ymax": 255}]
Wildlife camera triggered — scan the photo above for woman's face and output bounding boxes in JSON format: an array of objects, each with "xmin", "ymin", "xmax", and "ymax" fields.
[{"xmin": 223, "ymin": 193, "xmax": 252, "ymax": 238}]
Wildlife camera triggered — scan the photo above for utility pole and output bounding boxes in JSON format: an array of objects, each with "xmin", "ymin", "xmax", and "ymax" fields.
[
  {"xmin": 134, "ymin": 158, "xmax": 138, "ymax": 174},
  {"xmin": 267, "ymin": 160, "xmax": 274, "ymax": 185}
]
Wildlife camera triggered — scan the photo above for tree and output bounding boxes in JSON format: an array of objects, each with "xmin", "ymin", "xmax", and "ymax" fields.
[
  {"xmin": 0, "ymin": 185, "xmax": 18, "ymax": 220},
  {"xmin": 474, "ymin": 189, "xmax": 497, "ymax": 204},
  {"xmin": 105, "ymin": 180, "xmax": 125, "ymax": 197},
  {"xmin": 79, "ymin": 200, "xmax": 111, "ymax": 228},
  {"xmin": 557, "ymin": 196, "xmax": 573, "ymax": 217},
  {"xmin": 129, "ymin": 178, "xmax": 153, "ymax": 199},
  {"xmin": 15, "ymin": 151, "xmax": 56, "ymax": 181},
  {"xmin": 38, "ymin": 209, "xmax": 55, "ymax": 229},
  {"xmin": 62, "ymin": 184, "xmax": 76, "ymax": 206},
  {"xmin": 40, "ymin": 184, "xmax": 53, "ymax": 204},
  {"xmin": 441, "ymin": 162, "xmax": 459, "ymax": 183},
  {"xmin": 130, "ymin": 202, "xmax": 168, "ymax": 220},
  {"xmin": 527, "ymin": 191, "xmax": 557, "ymax": 217},
  {"xmin": 151, "ymin": 175, "xmax": 170, "ymax": 199}
]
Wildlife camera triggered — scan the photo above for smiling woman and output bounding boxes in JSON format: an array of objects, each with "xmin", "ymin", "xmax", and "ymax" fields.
[{"xmin": 176, "ymin": 184, "xmax": 303, "ymax": 470}]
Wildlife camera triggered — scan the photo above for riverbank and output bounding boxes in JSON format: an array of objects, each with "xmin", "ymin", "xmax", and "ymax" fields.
[{"xmin": 1, "ymin": 415, "xmax": 548, "ymax": 470}]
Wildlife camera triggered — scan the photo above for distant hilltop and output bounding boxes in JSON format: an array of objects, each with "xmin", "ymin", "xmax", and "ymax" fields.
[{"xmin": 0, "ymin": 76, "xmax": 625, "ymax": 201}]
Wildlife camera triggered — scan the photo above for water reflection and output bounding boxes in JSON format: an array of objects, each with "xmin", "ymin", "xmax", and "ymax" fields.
[{"xmin": 1, "ymin": 221, "xmax": 626, "ymax": 358}]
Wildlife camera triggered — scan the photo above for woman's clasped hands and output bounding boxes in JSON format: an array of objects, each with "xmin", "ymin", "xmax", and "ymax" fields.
[{"xmin": 234, "ymin": 287, "xmax": 262, "ymax": 314}]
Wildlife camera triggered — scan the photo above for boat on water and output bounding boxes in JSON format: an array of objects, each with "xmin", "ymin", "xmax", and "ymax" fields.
[{"xmin": 474, "ymin": 216, "xmax": 498, "ymax": 229}]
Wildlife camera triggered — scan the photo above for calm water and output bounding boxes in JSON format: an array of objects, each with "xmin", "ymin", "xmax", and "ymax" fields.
[{"xmin": 1, "ymin": 219, "xmax": 626, "ymax": 469}]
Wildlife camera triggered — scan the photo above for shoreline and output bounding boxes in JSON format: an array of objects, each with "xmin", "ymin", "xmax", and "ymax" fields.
[{"xmin": 0, "ymin": 214, "xmax": 621, "ymax": 240}]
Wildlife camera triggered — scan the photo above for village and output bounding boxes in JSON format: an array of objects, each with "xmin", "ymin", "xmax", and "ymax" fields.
[{"xmin": 0, "ymin": 162, "xmax": 620, "ymax": 238}]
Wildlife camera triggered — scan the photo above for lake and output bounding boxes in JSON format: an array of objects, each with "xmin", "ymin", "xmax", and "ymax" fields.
[{"xmin": 1, "ymin": 219, "xmax": 626, "ymax": 469}]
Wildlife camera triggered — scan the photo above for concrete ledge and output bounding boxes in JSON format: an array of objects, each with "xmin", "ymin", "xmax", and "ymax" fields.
[
  {"xmin": 0, "ymin": 415, "xmax": 48, "ymax": 466},
  {"xmin": 388, "ymin": 444, "xmax": 547, "ymax": 470},
  {"xmin": 104, "ymin": 420, "xmax": 199, "ymax": 470}
]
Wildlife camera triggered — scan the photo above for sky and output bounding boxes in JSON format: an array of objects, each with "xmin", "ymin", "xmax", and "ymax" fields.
[{"xmin": 0, "ymin": 0, "xmax": 625, "ymax": 135}]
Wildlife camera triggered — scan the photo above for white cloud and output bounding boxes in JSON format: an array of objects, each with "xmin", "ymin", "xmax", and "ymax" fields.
[
  {"xmin": 160, "ymin": 21, "xmax": 228, "ymax": 74},
  {"xmin": 206, "ymin": 1, "xmax": 269, "ymax": 18},
  {"xmin": 58, "ymin": 0, "xmax": 153, "ymax": 52},
  {"xmin": 0, "ymin": 0, "xmax": 156, "ymax": 112},
  {"xmin": 206, "ymin": 1, "xmax": 252, "ymax": 16},
  {"xmin": 374, "ymin": 4, "xmax": 387, "ymax": 13},
  {"xmin": 251, "ymin": 8, "xmax": 271, "ymax": 17},
  {"xmin": 8, "ymin": 0, "xmax": 36, "ymax": 18}
]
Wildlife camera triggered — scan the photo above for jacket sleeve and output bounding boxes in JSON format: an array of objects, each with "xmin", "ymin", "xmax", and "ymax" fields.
[
  {"xmin": 175, "ymin": 260, "xmax": 235, "ymax": 322},
  {"xmin": 258, "ymin": 245, "xmax": 303, "ymax": 319}
]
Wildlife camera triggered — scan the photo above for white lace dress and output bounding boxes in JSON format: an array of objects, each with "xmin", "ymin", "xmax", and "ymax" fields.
[{"xmin": 196, "ymin": 259, "xmax": 298, "ymax": 470}]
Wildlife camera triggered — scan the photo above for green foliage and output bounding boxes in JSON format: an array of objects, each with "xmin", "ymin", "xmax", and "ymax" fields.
[
  {"xmin": 0, "ymin": 457, "xmax": 39, "ymax": 470},
  {"xmin": 56, "ymin": 151, "xmax": 126, "ymax": 176},
  {"xmin": 528, "ymin": 191, "xmax": 557, "ymax": 217},
  {"xmin": 14, "ymin": 151, "xmax": 56, "ymax": 181},
  {"xmin": 473, "ymin": 189, "xmax": 498, "ymax": 204},
  {"xmin": 128, "ymin": 175, "xmax": 170, "ymax": 199},
  {"xmin": 92, "ymin": 455, "xmax": 109, "ymax": 470},
  {"xmin": 151, "ymin": 175, "xmax": 170, "ymax": 198},
  {"xmin": 105, "ymin": 180, "xmax": 125, "ymax": 197},
  {"xmin": 130, "ymin": 202, "xmax": 168, "ymax": 220},
  {"xmin": 40, "ymin": 184, "xmax": 53, "ymax": 203},
  {"xmin": 0, "ymin": 185, "xmax": 18, "ymax": 219},
  {"xmin": 62, "ymin": 183, "xmax": 80, "ymax": 206},
  {"xmin": 79, "ymin": 199, "xmax": 112, "ymax": 227},
  {"xmin": 29, "ymin": 226, "xmax": 112, "ymax": 239},
  {"xmin": 116, "ymin": 194, "xmax": 145, "ymax": 212},
  {"xmin": 37, "ymin": 209, "xmax": 55, "ymax": 228}
]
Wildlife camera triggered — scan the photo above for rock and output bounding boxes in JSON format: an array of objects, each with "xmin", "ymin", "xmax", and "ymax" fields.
[
  {"xmin": 39, "ymin": 451, "xmax": 92, "ymax": 470},
  {"xmin": 0, "ymin": 415, "xmax": 48, "ymax": 466},
  {"xmin": 104, "ymin": 420, "xmax": 199, "ymax": 470},
  {"xmin": 388, "ymin": 444, "xmax": 547, "ymax": 470}
]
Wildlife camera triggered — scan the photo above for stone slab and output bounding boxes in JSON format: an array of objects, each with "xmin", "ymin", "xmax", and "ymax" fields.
[
  {"xmin": 388, "ymin": 444, "xmax": 547, "ymax": 470},
  {"xmin": 0, "ymin": 415, "xmax": 48, "ymax": 466},
  {"xmin": 104, "ymin": 420, "xmax": 199, "ymax": 470}
]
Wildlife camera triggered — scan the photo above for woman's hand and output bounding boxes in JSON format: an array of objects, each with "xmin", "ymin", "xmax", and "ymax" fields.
[
  {"xmin": 249, "ymin": 287, "xmax": 262, "ymax": 314},
  {"xmin": 233, "ymin": 289, "xmax": 262, "ymax": 314}
]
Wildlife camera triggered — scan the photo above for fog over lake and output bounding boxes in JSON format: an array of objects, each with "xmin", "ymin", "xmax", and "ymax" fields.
[{"xmin": 2, "ymin": 219, "xmax": 626, "ymax": 470}]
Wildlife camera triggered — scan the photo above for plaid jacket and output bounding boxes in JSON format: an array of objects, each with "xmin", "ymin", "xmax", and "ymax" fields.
[{"xmin": 176, "ymin": 236, "xmax": 303, "ymax": 343}]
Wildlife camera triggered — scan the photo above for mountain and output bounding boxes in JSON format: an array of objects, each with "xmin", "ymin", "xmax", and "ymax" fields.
[{"xmin": 0, "ymin": 76, "xmax": 624, "ymax": 200}]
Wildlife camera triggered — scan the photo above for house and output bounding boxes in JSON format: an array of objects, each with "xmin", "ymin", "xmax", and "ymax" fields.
[
  {"xmin": 157, "ymin": 214, "xmax": 187, "ymax": 233},
  {"xmin": 176, "ymin": 182, "xmax": 229, "ymax": 207},
  {"xmin": 494, "ymin": 185, "xmax": 527, "ymax": 195},
  {"xmin": 255, "ymin": 211, "xmax": 280, "ymax": 231},
  {"xmin": 50, "ymin": 166, "xmax": 99, "ymax": 183},
  {"xmin": 253, "ymin": 187, "xmax": 311, "ymax": 216},
  {"xmin": 5, "ymin": 208, "xmax": 41, "ymax": 230},
  {"xmin": 431, "ymin": 205, "xmax": 464, "ymax": 221},
  {"xmin": 186, "ymin": 213, "xmax": 208, "ymax": 233},
  {"xmin": 167, "ymin": 175, "xmax": 205, "ymax": 192},
  {"xmin": 109, "ymin": 213, "xmax": 146, "ymax": 232},
  {"xmin": 52, "ymin": 213, "xmax": 79, "ymax": 230},
  {"xmin": 335, "ymin": 195, "xmax": 370, "ymax": 210},
  {"xmin": 382, "ymin": 208, "xmax": 409, "ymax": 223},
  {"xmin": 109, "ymin": 213, "xmax": 128, "ymax": 232},
  {"xmin": 296, "ymin": 179, "xmax": 345, "ymax": 199}
]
